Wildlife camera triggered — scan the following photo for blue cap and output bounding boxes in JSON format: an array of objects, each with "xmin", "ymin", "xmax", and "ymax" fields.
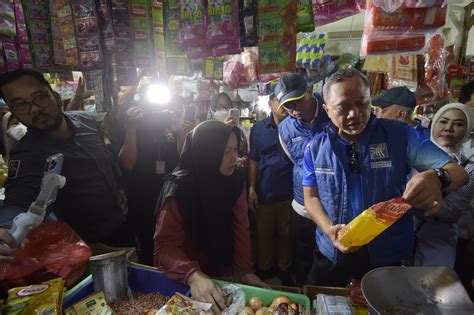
[
  {"xmin": 372, "ymin": 87, "xmax": 416, "ymax": 109},
  {"xmin": 274, "ymin": 73, "xmax": 308, "ymax": 109}
]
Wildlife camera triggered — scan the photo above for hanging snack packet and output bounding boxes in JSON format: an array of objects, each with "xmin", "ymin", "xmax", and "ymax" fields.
[
  {"xmin": 179, "ymin": 0, "xmax": 206, "ymax": 48},
  {"xmin": 258, "ymin": 0, "xmax": 297, "ymax": 74},
  {"xmin": 297, "ymin": 0, "xmax": 314, "ymax": 32},
  {"xmin": 4, "ymin": 278, "xmax": 65, "ymax": 315},
  {"xmin": 239, "ymin": 0, "xmax": 258, "ymax": 47},
  {"xmin": 0, "ymin": 0, "xmax": 16, "ymax": 38},
  {"xmin": 208, "ymin": 0, "xmax": 241, "ymax": 57},
  {"xmin": 312, "ymin": 0, "xmax": 364, "ymax": 27},
  {"xmin": 338, "ymin": 198, "xmax": 412, "ymax": 247}
]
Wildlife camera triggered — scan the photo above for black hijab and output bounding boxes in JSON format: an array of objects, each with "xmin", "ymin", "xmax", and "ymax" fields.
[{"xmin": 156, "ymin": 120, "xmax": 245, "ymax": 270}]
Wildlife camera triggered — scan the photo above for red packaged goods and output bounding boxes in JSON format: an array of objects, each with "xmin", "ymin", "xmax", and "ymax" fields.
[
  {"xmin": 361, "ymin": 0, "xmax": 447, "ymax": 56},
  {"xmin": 349, "ymin": 279, "xmax": 368, "ymax": 307},
  {"xmin": 312, "ymin": 0, "xmax": 364, "ymax": 27},
  {"xmin": 0, "ymin": 221, "xmax": 91, "ymax": 291}
]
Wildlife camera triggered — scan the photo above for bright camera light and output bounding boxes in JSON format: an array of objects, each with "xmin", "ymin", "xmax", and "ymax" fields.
[{"xmin": 146, "ymin": 84, "xmax": 171, "ymax": 105}]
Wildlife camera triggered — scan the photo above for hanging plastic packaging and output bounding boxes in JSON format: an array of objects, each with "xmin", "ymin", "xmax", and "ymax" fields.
[
  {"xmin": 312, "ymin": 0, "xmax": 364, "ymax": 27},
  {"xmin": 239, "ymin": 0, "xmax": 258, "ymax": 47},
  {"xmin": 297, "ymin": 0, "xmax": 314, "ymax": 32},
  {"xmin": 179, "ymin": 0, "xmax": 206, "ymax": 48},
  {"xmin": 361, "ymin": 0, "xmax": 448, "ymax": 56}
]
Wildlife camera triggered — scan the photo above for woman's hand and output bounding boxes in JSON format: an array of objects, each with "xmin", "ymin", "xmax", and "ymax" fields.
[
  {"xmin": 188, "ymin": 271, "xmax": 225, "ymax": 314},
  {"xmin": 237, "ymin": 273, "xmax": 270, "ymax": 289}
]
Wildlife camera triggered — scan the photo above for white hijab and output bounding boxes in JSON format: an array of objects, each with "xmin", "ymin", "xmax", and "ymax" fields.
[{"xmin": 430, "ymin": 103, "xmax": 473, "ymax": 161}]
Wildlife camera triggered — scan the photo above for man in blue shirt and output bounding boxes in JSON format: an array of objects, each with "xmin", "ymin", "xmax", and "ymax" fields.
[
  {"xmin": 303, "ymin": 69, "xmax": 469, "ymax": 286},
  {"xmin": 248, "ymin": 93, "xmax": 294, "ymax": 284},
  {"xmin": 374, "ymin": 86, "xmax": 429, "ymax": 138},
  {"xmin": 275, "ymin": 73, "xmax": 330, "ymax": 285}
]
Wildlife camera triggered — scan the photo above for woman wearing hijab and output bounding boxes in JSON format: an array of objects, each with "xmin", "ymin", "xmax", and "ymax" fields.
[
  {"xmin": 154, "ymin": 120, "xmax": 266, "ymax": 314},
  {"xmin": 414, "ymin": 103, "xmax": 474, "ymax": 268}
]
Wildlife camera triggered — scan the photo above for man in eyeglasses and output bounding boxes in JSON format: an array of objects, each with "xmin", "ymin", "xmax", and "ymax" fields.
[
  {"xmin": 0, "ymin": 69, "xmax": 133, "ymax": 262},
  {"xmin": 373, "ymin": 86, "xmax": 429, "ymax": 138},
  {"xmin": 275, "ymin": 73, "xmax": 330, "ymax": 285},
  {"xmin": 303, "ymin": 68, "xmax": 469, "ymax": 286}
]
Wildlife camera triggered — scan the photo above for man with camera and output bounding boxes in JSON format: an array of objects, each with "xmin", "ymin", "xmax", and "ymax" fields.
[
  {"xmin": 0, "ymin": 69, "xmax": 133, "ymax": 262},
  {"xmin": 118, "ymin": 82, "xmax": 187, "ymax": 264}
]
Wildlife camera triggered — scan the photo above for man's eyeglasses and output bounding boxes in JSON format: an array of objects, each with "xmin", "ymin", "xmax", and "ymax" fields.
[
  {"xmin": 8, "ymin": 92, "xmax": 52, "ymax": 115},
  {"xmin": 346, "ymin": 142, "xmax": 360, "ymax": 173}
]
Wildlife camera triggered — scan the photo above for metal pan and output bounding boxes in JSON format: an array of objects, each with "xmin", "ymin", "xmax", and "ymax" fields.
[{"xmin": 361, "ymin": 266, "xmax": 474, "ymax": 315}]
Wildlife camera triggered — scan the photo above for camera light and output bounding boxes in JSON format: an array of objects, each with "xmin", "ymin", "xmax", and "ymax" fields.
[{"xmin": 146, "ymin": 84, "xmax": 171, "ymax": 105}]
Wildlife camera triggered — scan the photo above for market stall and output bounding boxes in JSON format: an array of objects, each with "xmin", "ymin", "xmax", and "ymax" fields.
[{"xmin": 0, "ymin": 0, "xmax": 473, "ymax": 314}]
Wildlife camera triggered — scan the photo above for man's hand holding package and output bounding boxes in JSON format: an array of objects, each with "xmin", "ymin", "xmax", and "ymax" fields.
[
  {"xmin": 188, "ymin": 271, "xmax": 225, "ymax": 315},
  {"xmin": 328, "ymin": 224, "xmax": 361, "ymax": 254},
  {"xmin": 403, "ymin": 170, "xmax": 443, "ymax": 216}
]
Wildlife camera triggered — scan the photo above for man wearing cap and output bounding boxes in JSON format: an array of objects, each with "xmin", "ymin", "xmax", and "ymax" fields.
[
  {"xmin": 275, "ymin": 73, "xmax": 330, "ymax": 285},
  {"xmin": 248, "ymin": 93, "xmax": 294, "ymax": 284},
  {"xmin": 302, "ymin": 68, "xmax": 469, "ymax": 286},
  {"xmin": 374, "ymin": 86, "xmax": 429, "ymax": 138}
]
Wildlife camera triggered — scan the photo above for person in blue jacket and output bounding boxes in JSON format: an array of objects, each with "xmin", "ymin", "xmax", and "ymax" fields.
[
  {"xmin": 275, "ymin": 73, "xmax": 330, "ymax": 285},
  {"xmin": 303, "ymin": 68, "xmax": 469, "ymax": 286}
]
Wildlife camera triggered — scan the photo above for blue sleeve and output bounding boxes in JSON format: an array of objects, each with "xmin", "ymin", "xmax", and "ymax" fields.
[
  {"xmin": 248, "ymin": 124, "xmax": 259, "ymax": 161},
  {"xmin": 302, "ymin": 143, "xmax": 317, "ymax": 187},
  {"xmin": 405, "ymin": 124, "xmax": 453, "ymax": 171}
]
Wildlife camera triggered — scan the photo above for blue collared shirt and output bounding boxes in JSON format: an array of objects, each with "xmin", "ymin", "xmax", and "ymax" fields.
[{"xmin": 249, "ymin": 115, "xmax": 293, "ymax": 204}]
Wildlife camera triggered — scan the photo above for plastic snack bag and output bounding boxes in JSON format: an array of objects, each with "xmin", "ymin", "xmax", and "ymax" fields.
[
  {"xmin": 338, "ymin": 198, "xmax": 412, "ymax": 247},
  {"xmin": 3, "ymin": 278, "xmax": 65, "ymax": 315},
  {"xmin": 312, "ymin": 0, "xmax": 364, "ymax": 27},
  {"xmin": 221, "ymin": 284, "xmax": 245, "ymax": 315},
  {"xmin": 239, "ymin": 0, "xmax": 258, "ymax": 47},
  {"xmin": 157, "ymin": 293, "xmax": 213, "ymax": 314}
]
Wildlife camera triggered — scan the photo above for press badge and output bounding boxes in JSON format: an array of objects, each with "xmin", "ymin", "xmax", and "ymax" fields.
[{"xmin": 156, "ymin": 161, "xmax": 166, "ymax": 175}]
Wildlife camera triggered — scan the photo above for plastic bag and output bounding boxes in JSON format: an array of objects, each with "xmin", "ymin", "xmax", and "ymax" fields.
[
  {"xmin": 4, "ymin": 278, "xmax": 64, "ymax": 315},
  {"xmin": 387, "ymin": 54, "xmax": 418, "ymax": 90},
  {"xmin": 221, "ymin": 284, "xmax": 246, "ymax": 315},
  {"xmin": 239, "ymin": 0, "xmax": 258, "ymax": 47},
  {"xmin": 224, "ymin": 61, "xmax": 243, "ymax": 88},
  {"xmin": 338, "ymin": 198, "xmax": 412, "ymax": 247},
  {"xmin": 241, "ymin": 47, "xmax": 258, "ymax": 83},
  {"xmin": 0, "ymin": 221, "xmax": 91, "ymax": 291}
]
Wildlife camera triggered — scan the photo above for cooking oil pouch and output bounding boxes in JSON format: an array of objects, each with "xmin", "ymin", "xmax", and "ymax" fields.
[
  {"xmin": 338, "ymin": 198, "xmax": 412, "ymax": 247},
  {"xmin": 4, "ymin": 278, "xmax": 65, "ymax": 315}
]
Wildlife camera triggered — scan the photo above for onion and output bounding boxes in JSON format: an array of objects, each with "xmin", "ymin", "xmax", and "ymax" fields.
[
  {"xmin": 238, "ymin": 306, "xmax": 255, "ymax": 315},
  {"xmin": 270, "ymin": 296, "xmax": 291, "ymax": 308},
  {"xmin": 249, "ymin": 296, "xmax": 263, "ymax": 312}
]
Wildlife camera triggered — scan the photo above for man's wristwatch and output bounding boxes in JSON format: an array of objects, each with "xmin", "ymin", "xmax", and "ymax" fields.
[{"xmin": 434, "ymin": 168, "xmax": 451, "ymax": 189}]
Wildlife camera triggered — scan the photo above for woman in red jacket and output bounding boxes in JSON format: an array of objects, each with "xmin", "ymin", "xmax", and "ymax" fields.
[{"xmin": 154, "ymin": 120, "xmax": 267, "ymax": 314}]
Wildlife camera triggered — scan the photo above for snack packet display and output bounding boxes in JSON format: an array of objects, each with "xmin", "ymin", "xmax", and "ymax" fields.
[
  {"xmin": 96, "ymin": 0, "xmax": 115, "ymax": 51},
  {"xmin": 13, "ymin": 0, "xmax": 28, "ymax": 44},
  {"xmin": 23, "ymin": 0, "xmax": 54, "ymax": 69},
  {"xmin": 179, "ymin": 0, "xmax": 206, "ymax": 48},
  {"xmin": 387, "ymin": 54, "xmax": 418, "ymax": 90},
  {"xmin": 152, "ymin": 0, "xmax": 166, "ymax": 71},
  {"xmin": 258, "ymin": 0, "xmax": 297, "ymax": 74},
  {"xmin": 3, "ymin": 41, "xmax": 19, "ymax": 71},
  {"xmin": 3, "ymin": 278, "xmax": 65, "ymax": 315},
  {"xmin": 65, "ymin": 291, "xmax": 114, "ymax": 315},
  {"xmin": 296, "ymin": 32, "xmax": 328, "ymax": 70},
  {"xmin": 239, "ymin": 0, "xmax": 258, "ymax": 47},
  {"xmin": 70, "ymin": 0, "xmax": 103, "ymax": 70},
  {"xmin": 131, "ymin": 0, "xmax": 153, "ymax": 68},
  {"xmin": 312, "ymin": 0, "xmax": 364, "ymax": 27},
  {"xmin": 157, "ymin": 293, "xmax": 213, "ymax": 314},
  {"xmin": 111, "ymin": 0, "xmax": 137, "ymax": 85},
  {"xmin": 338, "ymin": 198, "xmax": 412, "ymax": 247},
  {"xmin": 165, "ymin": 0, "xmax": 190, "ymax": 76},
  {"xmin": 50, "ymin": 0, "xmax": 67, "ymax": 66}
]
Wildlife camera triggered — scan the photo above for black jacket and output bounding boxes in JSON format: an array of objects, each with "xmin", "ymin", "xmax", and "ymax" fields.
[{"xmin": 0, "ymin": 111, "xmax": 127, "ymax": 243}]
